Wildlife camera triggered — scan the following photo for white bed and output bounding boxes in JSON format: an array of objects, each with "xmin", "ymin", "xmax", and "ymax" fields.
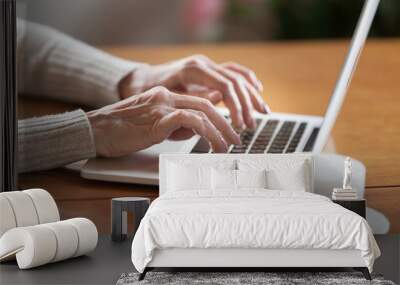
[{"xmin": 131, "ymin": 154, "xmax": 380, "ymax": 280}]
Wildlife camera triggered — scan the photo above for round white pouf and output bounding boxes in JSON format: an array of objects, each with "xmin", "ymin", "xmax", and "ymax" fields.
[
  {"xmin": 0, "ymin": 218, "xmax": 98, "ymax": 269},
  {"xmin": 23, "ymin": 189, "xmax": 60, "ymax": 224},
  {"xmin": 66, "ymin": 218, "xmax": 98, "ymax": 257}
]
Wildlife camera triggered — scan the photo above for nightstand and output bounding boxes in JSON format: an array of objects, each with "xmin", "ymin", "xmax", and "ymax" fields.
[
  {"xmin": 111, "ymin": 197, "xmax": 150, "ymax": 242},
  {"xmin": 332, "ymin": 199, "xmax": 366, "ymax": 218}
]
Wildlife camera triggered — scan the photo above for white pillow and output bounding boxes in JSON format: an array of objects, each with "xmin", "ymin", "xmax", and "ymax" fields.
[
  {"xmin": 211, "ymin": 168, "xmax": 237, "ymax": 191},
  {"xmin": 166, "ymin": 162, "xmax": 212, "ymax": 192},
  {"xmin": 238, "ymin": 158, "xmax": 311, "ymax": 192},
  {"xmin": 236, "ymin": 169, "xmax": 268, "ymax": 189},
  {"xmin": 266, "ymin": 167, "xmax": 307, "ymax": 191},
  {"xmin": 211, "ymin": 169, "xmax": 268, "ymax": 191}
]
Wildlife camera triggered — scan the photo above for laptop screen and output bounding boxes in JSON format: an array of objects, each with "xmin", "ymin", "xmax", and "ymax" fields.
[{"xmin": 313, "ymin": 0, "xmax": 380, "ymax": 152}]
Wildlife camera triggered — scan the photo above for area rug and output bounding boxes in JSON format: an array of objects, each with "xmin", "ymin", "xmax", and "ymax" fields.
[{"xmin": 116, "ymin": 272, "xmax": 395, "ymax": 285}]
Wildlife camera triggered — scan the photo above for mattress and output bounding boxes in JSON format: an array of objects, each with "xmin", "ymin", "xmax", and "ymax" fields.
[{"xmin": 131, "ymin": 190, "xmax": 380, "ymax": 273}]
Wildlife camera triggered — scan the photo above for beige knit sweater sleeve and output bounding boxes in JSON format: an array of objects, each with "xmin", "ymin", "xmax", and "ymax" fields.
[{"xmin": 17, "ymin": 19, "xmax": 144, "ymax": 173}]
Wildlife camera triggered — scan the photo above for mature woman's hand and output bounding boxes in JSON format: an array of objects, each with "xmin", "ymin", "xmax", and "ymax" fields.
[
  {"xmin": 119, "ymin": 55, "xmax": 270, "ymax": 130},
  {"xmin": 87, "ymin": 86, "xmax": 241, "ymax": 157}
]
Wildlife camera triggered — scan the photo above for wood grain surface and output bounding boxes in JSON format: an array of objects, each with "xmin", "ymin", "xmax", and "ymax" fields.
[{"xmin": 18, "ymin": 40, "xmax": 400, "ymax": 233}]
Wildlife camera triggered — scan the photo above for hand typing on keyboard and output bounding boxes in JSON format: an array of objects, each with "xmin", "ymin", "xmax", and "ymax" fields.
[
  {"xmin": 88, "ymin": 54, "xmax": 272, "ymax": 156},
  {"xmin": 88, "ymin": 87, "xmax": 243, "ymax": 156},
  {"xmin": 120, "ymin": 55, "xmax": 270, "ymax": 130}
]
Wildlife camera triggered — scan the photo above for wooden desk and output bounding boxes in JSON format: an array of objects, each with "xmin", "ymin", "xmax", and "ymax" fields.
[{"xmin": 18, "ymin": 40, "xmax": 400, "ymax": 233}]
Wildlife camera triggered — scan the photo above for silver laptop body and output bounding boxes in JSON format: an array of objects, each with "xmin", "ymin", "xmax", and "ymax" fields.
[{"xmin": 81, "ymin": 0, "xmax": 380, "ymax": 185}]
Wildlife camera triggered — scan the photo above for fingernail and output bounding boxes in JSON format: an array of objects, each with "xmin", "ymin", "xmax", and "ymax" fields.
[
  {"xmin": 264, "ymin": 104, "xmax": 271, "ymax": 113},
  {"xmin": 259, "ymin": 103, "xmax": 267, "ymax": 114}
]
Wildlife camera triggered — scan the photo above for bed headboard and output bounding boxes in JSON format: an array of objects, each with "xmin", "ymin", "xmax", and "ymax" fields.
[{"xmin": 159, "ymin": 153, "xmax": 314, "ymax": 196}]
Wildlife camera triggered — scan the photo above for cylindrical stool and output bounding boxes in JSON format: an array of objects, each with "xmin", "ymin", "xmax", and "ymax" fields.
[{"xmin": 111, "ymin": 197, "xmax": 150, "ymax": 242}]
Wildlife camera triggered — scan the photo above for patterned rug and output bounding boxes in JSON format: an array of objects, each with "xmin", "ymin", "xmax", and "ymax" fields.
[{"xmin": 117, "ymin": 271, "xmax": 396, "ymax": 285}]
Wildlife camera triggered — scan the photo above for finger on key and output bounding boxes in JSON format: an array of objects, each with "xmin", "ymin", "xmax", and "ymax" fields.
[
  {"xmin": 156, "ymin": 109, "xmax": 228, "ymax": 153},
  {"xmin": 171, "ymin": 93, "xmax": 241, "ymax": 145}
]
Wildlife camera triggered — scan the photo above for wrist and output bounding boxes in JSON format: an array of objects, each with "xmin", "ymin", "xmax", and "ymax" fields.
[
  {"xmin": 118, "ymin": 71, "xmax": 135, "ymax": 100},
  {"xmin": 118, "ymin": 64, "xmax": 153, "ymax": 100},
  {"xmin": 87, "ymin": 110, "xmax": 103, "ymax": 157}
]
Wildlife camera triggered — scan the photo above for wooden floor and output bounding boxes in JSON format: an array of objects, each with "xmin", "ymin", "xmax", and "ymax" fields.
[{"xmin": 18, "ymin": 40, "xmax": 400, "ymax": 233}]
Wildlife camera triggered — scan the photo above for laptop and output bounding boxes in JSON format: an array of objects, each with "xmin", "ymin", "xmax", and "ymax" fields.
[{"xmin": 81, "ymin": 0, "xmax": 380, "ymax": 185}]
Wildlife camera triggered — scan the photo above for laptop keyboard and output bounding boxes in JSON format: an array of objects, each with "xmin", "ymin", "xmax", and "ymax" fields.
[
  {"xmin": 286, "ymin": 122, "xmax": 307, "ymax": 153},
  {"xmin": 230, "ymin": 119, "xmax": 309, "ymax": 154},
  {"xmin": 267, "ymin": 121, "xmax": 296, "ymax": 153},
  {"xmin": 192, "ymin": 118, "xmax": 309, "ymax": 154},
  {"xmin": 248, "ymin": 120, "xmax": 279, "ymax": 153},
  {"xmin": 230, "ymin": 119, "xmax": 262, "ymax": 154}
]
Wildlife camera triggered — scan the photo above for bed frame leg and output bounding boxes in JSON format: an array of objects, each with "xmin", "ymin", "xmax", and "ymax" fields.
[
  {"xmin": 138, "ymin": 268, "xmax": 148, "ymax": 281},
  {"xmin": 354, "ymin": 267, "xmax": 371, "ymax": 280}
]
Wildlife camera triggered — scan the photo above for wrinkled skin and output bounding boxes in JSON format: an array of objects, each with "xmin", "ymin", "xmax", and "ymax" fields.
[{"xmin": 88, "ymin": 55, "xmax": 269, "ymax": 157}]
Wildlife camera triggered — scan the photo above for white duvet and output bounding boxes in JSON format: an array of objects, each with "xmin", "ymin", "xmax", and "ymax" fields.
[{"xmin": 131, "ymin": 190, "xmax": 380, "ymax": 273}]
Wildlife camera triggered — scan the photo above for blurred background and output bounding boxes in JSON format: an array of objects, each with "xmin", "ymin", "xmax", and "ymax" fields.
[
  {"xmin": 17, "ymin": 0, "xmax": 400, "ymax": 46},
  {"xmin": 14, "ymin": 0, "xmax": 400, "ymax": 240}
]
